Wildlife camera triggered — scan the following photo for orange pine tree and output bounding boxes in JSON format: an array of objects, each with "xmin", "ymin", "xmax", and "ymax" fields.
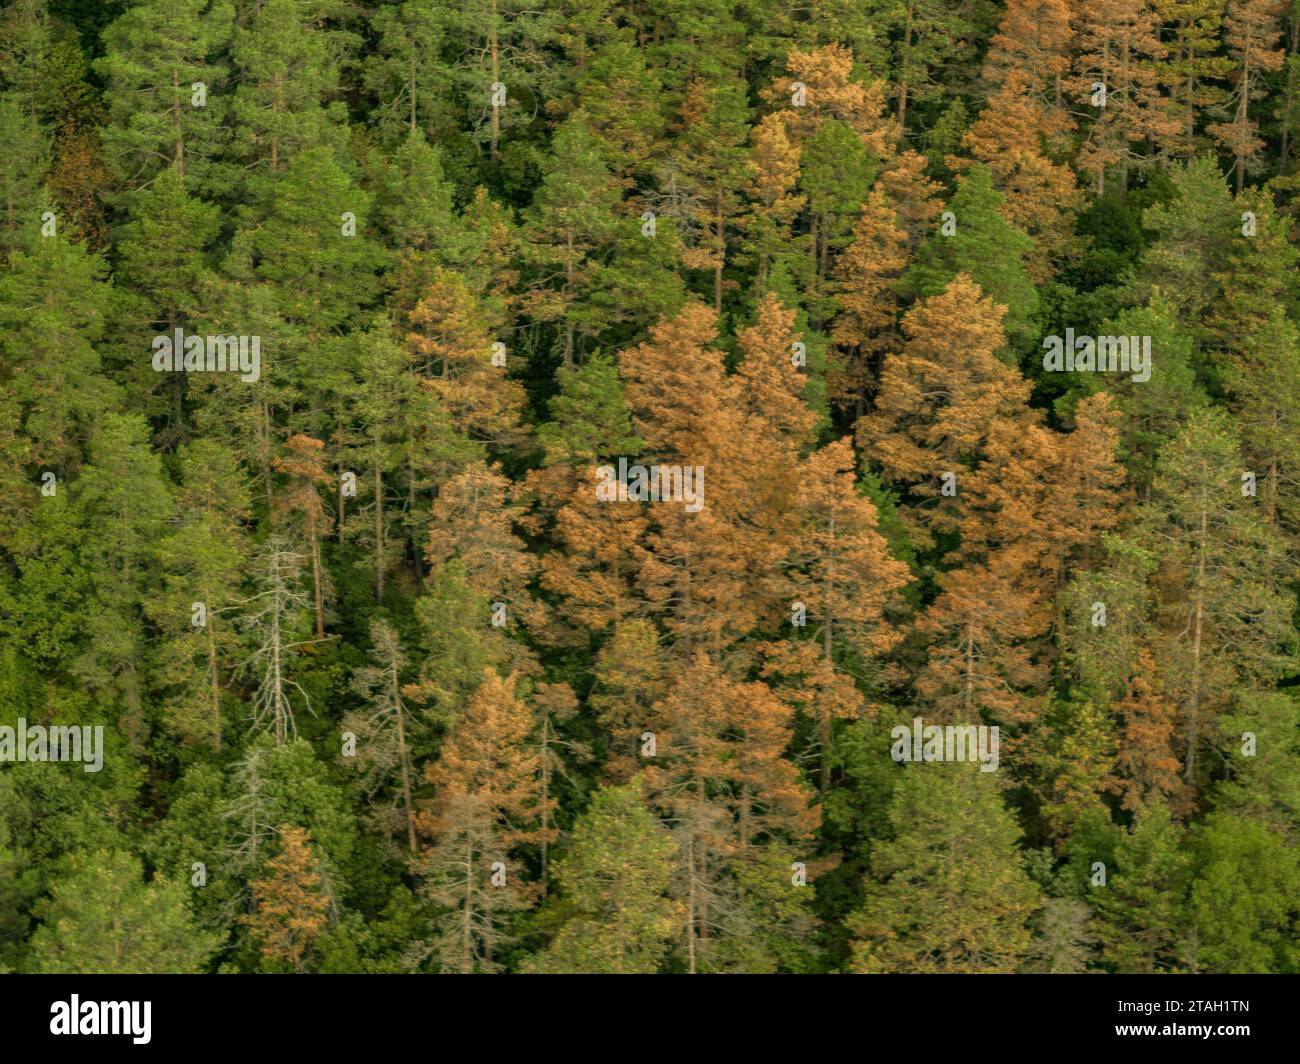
[
  {"xmin": 829, "ymin": 187, "xmax": 909, "ymax": 414},
  {"xmin": 424, "ymin": 461, "xmax": 546, "ymax": 638},
  {"xmin": 1042, "ymin": 392, "xmax": 1129, "ymax": 581},
  {"xmin": 856, "ymin": 274, "xmax": 1031, "ymax": 549},
  {"xmin": 1069, "ymin": 0, "xmax": 1181, "ymax": 193},
  {"xmin": 404, "ymin": 266, "xmax": 528, "ymax": 452},
  {"xmin": 956, "ymin": 70, "xmax": 1082, "ymax": 282},
  {"xmin": 765, "ymin": 437, "xmax": 910, "ymax": 789},
  {"xmin": 985, "ymin": 0, "xmax": 1076, "ymax": 101},
  {"xmin": 273, "ymin": 433, "xmax": 332, "ymax": 637},
  {"xmin": 1208, "ymin": 0, "xmax": 1287, "ymax": 191},
  {"xmin": 640, "ymin": 651, "xmax": 817, "ymax": 973},
  {"xmin": 620, "ymin": 303, "xmax": 767, "ymax": 658},
  {"xmin": 416, "ymin": 669, "xmax": 545, "ymax": 973},
  {"xmin": 1111, "ymin": 653, "xmax": 1191, "ymax": 816},
  {"xmin": 244, "ymin": 825, "xmax": 332, "ymax": 973}
]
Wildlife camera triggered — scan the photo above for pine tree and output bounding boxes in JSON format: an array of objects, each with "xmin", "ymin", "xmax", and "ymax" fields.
[
  {"xmin": 857, "ymin": 274, "xmax": 1031, "ymax": 548},
  {"xmin": 1135, "ymin": 156, "xmax": 1237, "ymax": 340},
  {"xmin": 984, "ymin": 0, "xmax": 1074, "ymax": 102},
  {"xmin": 364, "ymin": 0, "xmax": 453, "ymax": 145},
  {"xmin": 345, "ymin": 620, "xmax": 421, "ymax": 853},
  {"xmin": 1220, "ymin": 306, "xmax": 1300, "ymax": 529},
  {"xmin": 640, "ymin": 652, "xmax": 816, "ymax": 973},
  {"xmin": 828, "ymin": 186, "xmax": 908, "ymax": 414},
  {"xmin": 671, "ymin": 74, "xmax": 751, "ymax": 313},
  {"xmin": 1091, "ymin": 805, "xmax": 1191, "ymax": 973},
  {"xmin": 114, "ymin": 168, "xmax": 222, "ymax": 444},
  {"xmin": 230, "ymin": 0, "xmax": 346, "ymax": 185},
  {"xmin": 778, "ymin": 437, "xmax": 909, "ymax": 790},
  {"xmin": 1186, "ymin": 811, "xmax": 1300, "ymax": 971},
  {"xmin": 849, "ymin": 762, "xmax": 1042, "ymax": 973},
  {"xmin": 1216, "ymin": 690, "xmax": 1300, "ymax": 838},
  {"xmin": 521, "ymin": 680, "xmax": 577, "ymax": 895},
  {"xmin": 243, "ymin": 825, "xmax": 333, "ymax": 973},
  {"xmin": 901, "ymin": 165, "xmax": 1039, "ymax": 352},
  {"xmin": 0, "ymin": 0, "xmax": 87, "ymax": 134},
  {"xmin": 1154, "ymin": 0, "xmax": 1234, "ymax": 161},
  {"xmin": 1209, "ymin": 193, "xmax": 1300, "ymax": 527},
  {"xmin": 0, "ymin": 234, "xmax": 117, "ymax": 478},
  {"xmin": 1069, "ymin": 0, "xmax": 1180, "ymax": 193},
  {"xmin": 1209, "ymin": 0, "xmax": 1288, "ymax": 191},
  {"xmin": 95, "ymin": 0, "xmax": 232, "ymax": 193},
  {"xmin": 589, "ymin": 619, "xmax": 669, "ymax": 782},
  {"xmin": 1143, "ymin": 410, "xmax": 1294, "ymax": 792},
  {"xmin": 1112, "ymin": 653, "xmax": 1191, "ymax": 816},
  {"xmin": 239, "ymin": 541, "xmax": 315, "ymax": 746},
  {"xmin": 375, "ymin": 130, "xmax": 462, "ymax": 258},
  {"xmin": 404, "ymin": 267, "xmax": 528, "ymax": 451},
  {"xmin": 442, "ymin": 0, "xmax": 558, "ymax": 161},
  {"xmin": 1035, "ymin": 694, "xmax": 1118, "ymax": 845},
  {"xmin": 529, "ymin": 352, "xmax": 646, "ymax": 631},
  {"xmin": 763, "ymin": 43, "xmax": 895, "ymax": 161},
  {"xmin": 526, "ymin": 784, "xmax": 678, "ymax": 974},
  {"xmin": 870, "ymin": 0, "xmax": 975, "ymax": 128},
  {"xmin": 72, "ymin": 414, "xmax": 174, "ymax": 748},
  {"xmin": 222, "ymin": 736, "xmax": 359, "ymax": 880},
  {"xmin": 1103, "ymin": 296, "xmax": 1206, "ymax": 499},
  {"xmin": 272, "ymin": 434, "xmax": 332, "ymax": 638},
  {"xmin": 956, "ymin": 70, "xmax": 1082, "ymax": 282},
  {"xmin": 797, "ymin": 117, "xmax": 876, "ymax": 325},
  {"xmin": 566, "ymin": 38, "xmax": 667, "ymax": 191},
  {"xmin": 424, "ymin": 461, "xmax": 545, "ymax": 638},
  {"xmin": 1024, "ymin": 897, "xmax": 1098, "ymax": 974},
  {"xmin": 1049, "ymin": 392, "xmax": 1129, "ymax": 566},
  {"xmin": 520, "ymin": 115, "xmax": 621, "ymax": 368},
  {"xmin": 740, "ymin": 113, "xmax": 805, "ymax": 292},
  {"xmin": 336, "ymin": 326, "xmax": 399, "ymax": 600},
  {"xmin": 416, "ymin": 670, "xmax": 544, "ymax": 973},
  {"xmin": 151, "ymin": 438, "xmax": 252, "ymax": 752},
  {"xmin": 619, "ymin": 303, "xmax": 760, "ymax": 655},
  {"xmin": 30, "ymin": 849, "xmax": 220, "ymax": 974},
  {"xmin": 0, "ymin": 91, "xmax": 50, "ymax": 255},
  {"xmin": 241, "ymin": 146, "xmax": 384, "ymax": 338}
]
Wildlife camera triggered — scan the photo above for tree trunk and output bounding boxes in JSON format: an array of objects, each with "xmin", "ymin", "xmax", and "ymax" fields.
[
  {"xmin": 172, "ymin": 66, "xmax": 185, "ymax": 178},
  {"xmin": 374, "ymin": 463, "xmax": 384, "ymax": 602},
  {"xmin": 206, "ymin": 590, "xmax": 221, "ymax": 753},
  {"xmin": 540, "ymin": 715, "xmax": 550, "ymax": 894},
  {"xmin": 310, "ymin": 531, "xmax": 325, "ymax": 638},
  {"xmin": 393, "ymin": 659, "xmax": 416, "ymax": 853},
  {"xmin": 1185, "ymin": 508, "xmax": 1207, "ymax": 786},
  {"xmin": 489, "ymin": 1, "xmax": 500, "ymax": 161},
  {"xmin": 462, "ymin": 840, "xmax": 475, "ymax": 972}
]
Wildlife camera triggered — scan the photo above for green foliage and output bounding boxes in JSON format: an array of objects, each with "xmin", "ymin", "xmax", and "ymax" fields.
[
  {"xmin": 6, "ymin": 0, "xmax": 1300, "ymax": 979},
  {"xmin": 902, "ymin": 164, "xmax": 1039, "ymax": 352},
  {"xmin": 28, "ymin": 849, "xmax": 221, "ymax": 973},
  {"xmin": 526, "ymin": 784, "xmax": 677, "ymax": 973}
]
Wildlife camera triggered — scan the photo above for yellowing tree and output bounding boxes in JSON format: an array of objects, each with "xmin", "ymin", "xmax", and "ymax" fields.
[
  {"xmin": 416, "ymin": 670, "xmax": 545, "ymax": 973},
  {"xmin": 829, "ymin": 187, "xmax": 909, "ymax": 414},
  {"xmin": 1070, "ymin": 0, "xmax": 1180, "ymax": 192},
  {"xmin": 272, "ymin": 433, "xmax": 332, "ymax": 638},
  {"xmin": 244, "ymin": 825, "xmax": 332, "ymax": 973},
  {"xmin": 1209, "ymin": 0, "xmax": 1287, "ymax": 191}
]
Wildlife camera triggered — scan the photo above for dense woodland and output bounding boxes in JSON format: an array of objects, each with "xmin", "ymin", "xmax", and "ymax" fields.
[{"xmin": 2, "ymin": 0, "xmax": 1300, "ymax": 975}]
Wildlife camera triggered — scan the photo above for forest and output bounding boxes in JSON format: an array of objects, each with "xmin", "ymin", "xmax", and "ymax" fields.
[{"xmin": 1, "ymin": 0, "xmax": 1299, "ymax": 976}]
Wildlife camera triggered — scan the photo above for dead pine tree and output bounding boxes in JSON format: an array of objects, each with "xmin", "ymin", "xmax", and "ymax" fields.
[
  {"xmin": 345, "ymin": 618, "xmax": 421, "ymax": 853},
  {"xmin": 239, "ymin": 540, "xmax": 318, "ymax": 745}
]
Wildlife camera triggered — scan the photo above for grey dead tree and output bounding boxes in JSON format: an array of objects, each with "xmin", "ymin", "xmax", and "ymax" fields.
[
  {"xmin": 238, "ymin": 540, "xmax": 319, "ymax": 745},
  {"xmin": 344, "ymin": 618, "xmax": 420, "ymax": 853}
]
